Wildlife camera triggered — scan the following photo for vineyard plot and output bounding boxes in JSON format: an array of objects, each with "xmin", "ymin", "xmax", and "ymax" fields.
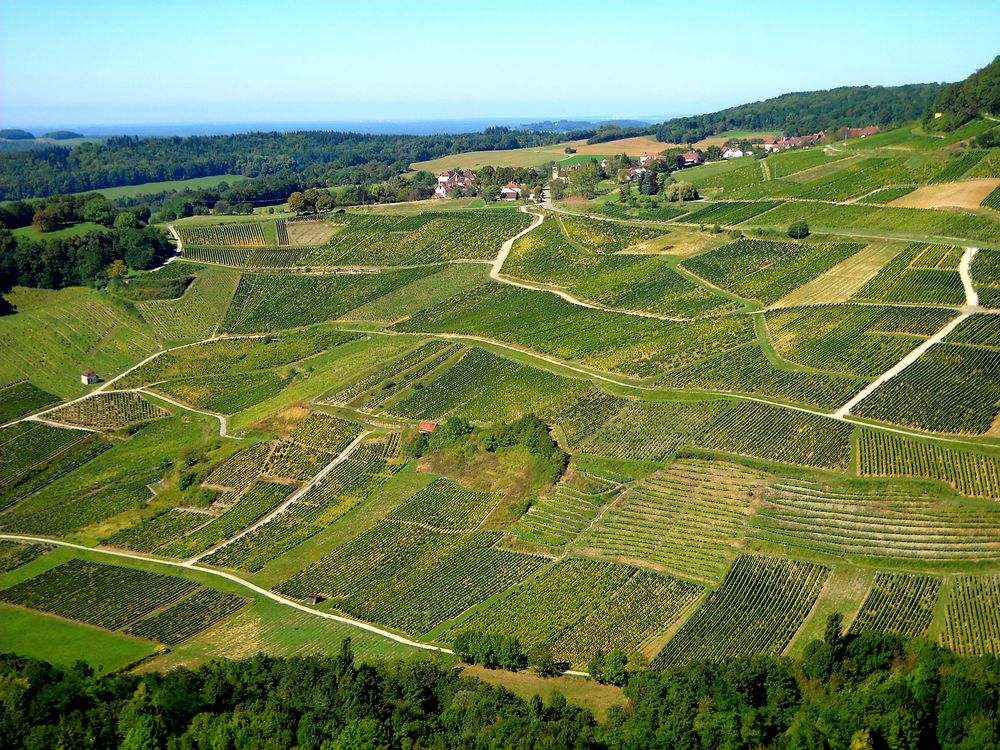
[
  {"xmin": 276, "ymin": 520, "xmax": 546, "ymax": 635},
  {"xmin": 0, "ymin": 540, "xmax": 52, "ymax": 574},
  {"xmin": 848, "ymin": 573, "xmax": 941, "ymax": 638},
  {"xmin": 856, "ymin": 430, "xmax": 1000, "ymax": 499},
  {"xmin": 388, "ymin": 477, "xmax": 500, "ymax": 531},
  {"xmin": 578, "ymin": 459, "xmax": 769, "ymax": 582},
  {"xmin": 126, "ymin": 589, "xmax": 249, "ymax": 645},
  {"xmin": 0, "ymin": 381, "xmax": 58, "ymax": 423},
  {"xmin": 940, "ymin": 575, "xmax": 1000, "ymax": 656},
  {"xmin": 177, "ymin": 222, "xmax": 267, "ymax": 247},
  {"xmin": 46, "ymin": 392, "xmax": 169, "ymax": 430},
  {"xmin": 0, "ymin": 559, "xmax": 198, "ymax": 630},
  {"xmin": 449, "ymin": 558, "xmax": 702, "ymax": 667},
  {"xmin": 511, "ymin": 469, "xmax": 625, "ymax": 549},
  {"xmin": 653, "ymin": 554, "xmax": 830, "ymax": 668}
]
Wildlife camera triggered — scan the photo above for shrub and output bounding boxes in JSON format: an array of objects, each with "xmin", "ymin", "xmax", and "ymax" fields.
[{"xmin": 788, "ymin": 220, "xmax": 810, "ymax": 239}]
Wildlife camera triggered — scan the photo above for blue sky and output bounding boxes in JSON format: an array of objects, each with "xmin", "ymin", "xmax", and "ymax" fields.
[{"xmin": 1, "ymin": 0, "xmax": 997, "ymax": 127}]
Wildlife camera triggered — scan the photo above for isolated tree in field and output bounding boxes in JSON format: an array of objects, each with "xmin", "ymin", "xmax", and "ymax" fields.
[
  {"xmin": 788, "ymin": 220, "xmax": 810, "ymax": 239},
  {"xmin": 602, "ymin": 649, "xmax": 629, "ymax": 686}
]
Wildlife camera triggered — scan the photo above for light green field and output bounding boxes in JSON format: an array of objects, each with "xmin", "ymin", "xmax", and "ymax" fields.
[
  {"xmin": 79, "ymin": 174, "xmax": 250, "ymax": 200},
  {"xmin": 0, "ymin": 603, "xmax": 156, "ymax": 672},
  {"xmin": 13, "ymin": 221, "xmax": 110, "ymax": 240}
]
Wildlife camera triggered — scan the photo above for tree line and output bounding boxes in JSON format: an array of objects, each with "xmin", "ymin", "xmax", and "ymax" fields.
[
  {"xmin": 2, "ymin": 620, "xmax": 998, "ymax": 749},
  {"xmin": 925, "ymin": 55, "xmax": 1000, "ymax": 131},
  {"xmin": 0, "ymin": 127, "xmax": 586, "ymax": 202}
]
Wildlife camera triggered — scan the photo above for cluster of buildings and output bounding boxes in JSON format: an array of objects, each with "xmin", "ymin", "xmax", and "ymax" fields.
[
  {"xmin": 762, "ymin": 125, "xmax": 880, "ymax": 153},
  {"xmin": 434, "ymin": 171, "xmax": 522, "ymax": 200}
]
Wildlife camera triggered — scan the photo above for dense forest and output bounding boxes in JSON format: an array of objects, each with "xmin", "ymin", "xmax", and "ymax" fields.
[
  {"xmin": 0, "ymin": 128, "xmax": 584, "ymax": 201},
  {"xmin": 651, "ymin": 83, "xmax": 945, "ymax": 143},
  {"xmin": 2, "ymin": 625, "xmax": 998, "ymax": 750},
  {"xmin": 926, "ymin": 55, "xmax": 1000, "ymax": 131}
]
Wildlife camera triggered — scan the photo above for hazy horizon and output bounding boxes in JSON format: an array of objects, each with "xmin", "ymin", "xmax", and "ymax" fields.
[{"xmin": 2, "ymin": 0, "xmax": 997, "ymax": 130}]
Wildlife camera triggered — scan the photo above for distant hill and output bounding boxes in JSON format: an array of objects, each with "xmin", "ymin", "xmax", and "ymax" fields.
[
  {"xmin": 925, "ymin": 55, "xmax": 1000, "ymax": 131},
  {"xmin": 0, "ymin": 129, "xmax": 36, "ymax": 140},
  {"xmin": 652, "ymin": 83, "xmax": 945, "ymax": 143},
  {"xmin": 43, "ymin": 130, "xmax": 85, "ymax": 140},
  {"xmin": 518, "ymin": 119, "xmax": 651, "ymax": 133}
]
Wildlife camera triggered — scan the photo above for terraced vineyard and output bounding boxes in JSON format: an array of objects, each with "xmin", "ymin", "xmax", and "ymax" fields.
[
  {"xmin": 676, "ymin": 200, "xmax": 784, "ymax": 226},
  {"xmin": 104, "ymin": 509, "xmax": 211, "ymax": 553},
  {"xmin": 652, "ymin": 554, "xmax": 830, "ymax": 668},
  {"xmin": 46, "ymin": 392, "xmax": 169, "ymax": 429},
  {"xmin": 750, "ymin": 478, "xmax": 1000, "ymax": 561},
  {"xmin": 449, "ymin": 558, "xmax": 702, "ymax": 667},
  {"xmin": 940, "ymin": 575, "xmax": 1000, "ymax": 656},
  {"xmin": 578, "ymin": 459, "xmax": 768, "ymax": 582},
  {"xmin": 848, "ymin": 573, "xmax": 941, "ymax": 638},
  {"xmin": 511, "ymin": 468, "xmax": 625, "ymax": 548}
]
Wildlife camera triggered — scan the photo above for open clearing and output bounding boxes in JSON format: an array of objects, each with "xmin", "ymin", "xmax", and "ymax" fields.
[
  {"xmin": 771, "ymin": 242, "xmax": 903, "ymax": 307},
  {"xmin": 890, "ymin": 178, "xmax": 1000, "ymax": 209}
]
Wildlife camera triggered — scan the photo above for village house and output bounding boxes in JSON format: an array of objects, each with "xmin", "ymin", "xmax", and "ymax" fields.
[
  {"xmin": 499, "ymin": 181, "xmax": 522, "ymax": 200},
  {"xmin": 80, "ymin": 368, "xmax": 100, "ymax": 385},
  {"xmin": 638, "ymin": 151, "xmax": 665, "ymax": 167},
  {"xmin": 721, "ymin": 145, "xmax": 745, "ymax": 159},
  {"xmin": 626, "ymin": 166, "xmax": 647, "ymax": 181},
  {"xmin": 680, "ymin": 150, "xmax": 702, "ymax": 166},
  {"xmin": 434, "ymin": 170, "xmax": 476, "ymax": 199}
]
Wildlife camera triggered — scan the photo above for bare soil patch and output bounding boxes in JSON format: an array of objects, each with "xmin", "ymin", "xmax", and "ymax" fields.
[
  {"xmin": 890, "ymin": 178, "xmax": 1000, "ymax": 210},
  {"xmin": 287, "ymin": 220, "xmax": 340, "ymax": 246}
]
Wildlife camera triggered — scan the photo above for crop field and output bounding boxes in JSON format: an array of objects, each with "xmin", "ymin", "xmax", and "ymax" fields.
[
  {"xmin": 750, "ymin": 477, "xmax": 1000, "ymax": 562},
  {"xmin": 137, "ymin": 266, "xmax": 241, "ymax": 341},
  {"xmin": 0, "ymin": 286, "xmax": 158, "ymax": 397},
  {"xmin": 856, "ymin": 430, "xmax": 1000, "ymax": 499},
  {"xmin": 852, "ymin": 343, "xmax": 1000, "ymax": 434},
  {"xmin": 940, "ymin": 575, "xmax": 1000, "ymax": 656},
  {"xmin": 220, "ymin": 266, "xmax": 441, "ymax": 333},
  {"xmin": 511, "ymin": 468, "xmax": 625, "ymax": 548},
  {"xmin": 578, "ymin": 459, "xmax": 769, "ymax": 582},
  {"xmin": 394, "ymin": 283, "xmax": 756, "ymax": 379},
  {"xmin": 177, "ymin": 222, "xmax": 267, "ymax": 247},
  {"xmin": 204, "ymin": 437, "xmax": 402, "ymax": 572},
  {"xmin": 387, "ymin": 477, "xmax": 500, "ymax": 531},
  {"xmin": 983, "ymin": 185, "xmax": 1000, "ymax": 211},
  {"xmin": 0, "ymin": 380, "xmax": 58, "ymax": 422},
  {"xmin": 694, "ymin": 400, "xmax": 855, "ymax": 469},
  {"xmin": 652, "ymin": 554, "xmax": 830, "ymax": 668},
  {"xmin": 658, "ymin": 343, "xmax": 861, "ymax": 409},
  {"xmin": 503, "ymin": 219, "xmax": 731, "ymax": 318},
  {"xmin": 45, "ymin": 392, "xmax": 169, "ymax": 429},
  {"xmin": 277, "ymin": 522, "xmax": 547, "ymax": 635},
  {"xmin": 848, "ymin": 573, "xmax": 941, "ymax": 638},
  {"xmin": 450, "ymin": 558, "xmax": 702, "ymax": 667},
  {"xmin": 864, "ymin": 186, "xmax": 918, "ymax": 204},
  {"xmin": 0, "ymin": 559, "xmax": 198, "ymax": 629},
  {"xmin": 681, "ymin": 238, "xmax": 864, "ymax": 305},
  {"xmin": 0, "ymin": 540, "xmax": 52, "ymax": 574},
  {"xmin": 126, "ymin": 589, "xmax": 249, "ymax": 645},
  {"xmin": 158, "ymin": 480, "xmax": 294, "ymax": 558},
  {"xmin": 766, "ymin": 304, "xmax": 953, "ymax": 377},
  {"xmin": 297, "ymin": 210, "xmax": 532, "ymax": 266}
]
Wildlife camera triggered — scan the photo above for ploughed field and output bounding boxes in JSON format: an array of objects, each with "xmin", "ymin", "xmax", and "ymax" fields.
[{"xmin": 3, "ymin": 124, "xmax": 1000, "ymax": 673}]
